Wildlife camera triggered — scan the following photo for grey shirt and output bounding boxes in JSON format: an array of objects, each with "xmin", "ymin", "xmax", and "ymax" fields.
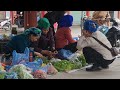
[{"xmin": 77, "ymin": 31, "xmax": 114, "ymax": 60}]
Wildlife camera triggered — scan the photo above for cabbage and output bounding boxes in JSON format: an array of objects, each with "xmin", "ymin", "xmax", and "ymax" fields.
[{"xmin": 52, "ymin": 60, "xmax": 73, "ymax": 72}]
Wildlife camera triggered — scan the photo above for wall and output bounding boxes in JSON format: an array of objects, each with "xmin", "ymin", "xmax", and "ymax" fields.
[
  {"xmin": 6, "ymin": 11, "xmax": 10, "ymax": 19},
  {"xmin": 0, "ymin": 11, "xmax": 5, "ymax": 19},
  {"xmin": 71, "ymin": 11, "xmax": 94, "ymax": 25}
]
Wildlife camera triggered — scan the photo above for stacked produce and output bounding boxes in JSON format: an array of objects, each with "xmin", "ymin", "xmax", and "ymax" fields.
[
  {"xmin": 43, "ymin": 54, "xmax": 87, "ymax": 72},
  {"xmin": 0, "ymin": 51, "xmax": 87, "ymax": 79}
]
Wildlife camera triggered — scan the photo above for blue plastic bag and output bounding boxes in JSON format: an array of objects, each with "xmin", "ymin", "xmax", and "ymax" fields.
[
  {"xmin": 39, "ymin": 63, "xmax": 50, "ymax": 73},
  {"xmin": 24, "ymin": 58, "xmax": 43, "ymax": 72},
  {"xmin": 12, "ymin": 47, "xmax": 30, "ymax": 65},
  {"xmin": 5, "ymin": 65, "xmax": 12, "ymax": 71},
  {"xmin": 5, "ymin": 72, "xmax": 18, "ymax": 79},
  {"xmin": 98, "ymin": 25, "xmax": 109, "ymax": 35},
  {"xmin": 73, "ymin": 37, "xmax": 79, "ymax": 41},
  {"xmin": 58, "ymin": 49, "xmax": 73, "ymax": 60}
]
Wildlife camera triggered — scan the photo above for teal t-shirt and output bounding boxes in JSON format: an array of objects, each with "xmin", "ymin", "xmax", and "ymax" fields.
[{"xmin": 6, "ymin": 34, "xmax": 31, "ymax": 53}]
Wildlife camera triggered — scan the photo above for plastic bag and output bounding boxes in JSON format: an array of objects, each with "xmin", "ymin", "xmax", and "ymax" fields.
[
  {"xmin": 24, "ymin": 58, "xmax": 43, "ymax": 72},
  {"xmin": 67, "ymin": 53, "xmax": 81, "ymax": 61},
  {"xmin": 0, "ymin": 63, "xmax": 5, "ymax": 71},
  {"xmin": 50, "ymin": 58, "xmax": 61, "ymax": 63},
  {"xmin": 58, "ymin": 49, "xmax": 73, "ymax": 60},
  {"xmin": 73, "ymin": 37, "xmax": 79, "ymax": 41},
  {"xmin": 0, "ymin": 35, "xmax": 3, "ymax": 40},
  {"xmin": 5, "ymin": 65, "xmax": 12, "ymax": 71},
  {"xmin": 98, "ymin": 25, "xmax": 109, "ymax": 35},
  {"xmin": 47, "ymin": 63, "xmax": 58, "ymax": 75},
  {"xmin": 0, "ymin": 71, "xmax": 6, "ymax": 79},
  {"xmin": 9, "ymin": 64, "xmax": 34, "ymax": 79},
  {"xmin": 32, "ymin": 70, "xmax": 47, "ymax": 79},
  {"xmin": 12, "ymin": 47, "xmax": 29, "ymax": 65},
  {"xmin": 5, "ymin": 72, "xmax": 18, "ymax": 79},
  {"xmin": 33, "ymin": 62, "xmax": 49, "ymax": 79}
]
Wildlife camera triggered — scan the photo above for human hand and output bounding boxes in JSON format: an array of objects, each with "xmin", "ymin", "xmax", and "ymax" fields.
[
  {"xmin": 52, "ymin": 50, "xmax": 58, "ymax": 55},
  {"xmin": 41, "ymin": 50, "xmax": 52, "ymax": 56},
  {"xmin": 78, "ymin": 35, "xmax": 81, "ymax": 39},
  {"xmin": 34, "ymin": 52, "xmax": 44, "ymax": 58}
]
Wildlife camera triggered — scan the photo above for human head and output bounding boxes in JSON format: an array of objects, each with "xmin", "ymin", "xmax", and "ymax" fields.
[
  {"xmin": 58, "ymin": 15, "xmax": 73, "ymax": 28},
  {"xmin": 83, "ymin": 20, "xmax": 98, "ymax": 37},
  {"xmin": 24, "ymin": 27, "xmax": 41, "ymax": 42},
  {"xmin": 92, "ymin": 11, "xmax": 111, "ymax": 26},
  {"xmin": 37, "ymin": 18, "xmax": 50, "ymax": 35}
]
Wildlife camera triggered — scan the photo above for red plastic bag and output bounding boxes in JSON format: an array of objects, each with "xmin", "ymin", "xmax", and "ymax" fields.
[{"xmin": 32, "ymin": 70, "xmax": 47, "ymax": 79}]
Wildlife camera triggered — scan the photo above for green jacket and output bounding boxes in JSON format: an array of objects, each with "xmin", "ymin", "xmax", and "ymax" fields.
[{"xmin": 6, "ymin": 34, "xmax": 31, "ymax": 54}]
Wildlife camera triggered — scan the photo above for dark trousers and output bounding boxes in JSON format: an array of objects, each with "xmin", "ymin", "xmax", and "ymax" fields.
[
  {"xmin": 83, "ymin": 47, "xmax": 115, "ymax": 67},
  {"xmin": 2, "ymin": 46, "xmax": 13, "ymax": 62},
  {"xmin": 57, "ymin": 42, "xmax": 78, "ymax": 53}
]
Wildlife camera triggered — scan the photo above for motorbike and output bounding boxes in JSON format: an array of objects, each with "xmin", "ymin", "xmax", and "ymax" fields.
[
  {"xmin": 0, "ymin": 19, "xmax": 12, "ymax": 31},
  {"xmin": 106, "ymin": 18, "xmax": 120, "ymax": 47}
]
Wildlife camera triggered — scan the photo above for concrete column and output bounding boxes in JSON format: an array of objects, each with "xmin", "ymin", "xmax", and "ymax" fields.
[
  {"xmin": 118, "ymin": 11, "xmax": 120, "ymax": 19},
  {"xmin": 41, "ymin": 11, "xmax": 47, "ymax": 18},
  {"xmin": 10, "ymin": 11, "xmax": 14, "ymax": 24},
  {"xmin": 24, "ymin": 11, "xmax": 37, "ymax": 29},
  {"xmin": 86, "ymin": 11, "xmax": 90, "ymax": 16},
  {"xmin": 65, "ymin": 11, "xmax": 71, "ymax": 15}
]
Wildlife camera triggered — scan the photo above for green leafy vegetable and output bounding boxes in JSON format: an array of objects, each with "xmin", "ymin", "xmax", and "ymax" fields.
[
  {"xmin": 77, "ymin": 54, "xmax": 86, "ymax": 67},
  {"xmin": 52, "ymin": 60, "xmax": 73, "ymax": 72}
]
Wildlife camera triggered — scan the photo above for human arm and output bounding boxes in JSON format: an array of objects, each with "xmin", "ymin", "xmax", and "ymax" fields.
[
  {"xmin": 34, "ymin": 52, "xmax": 44, "ymax": 58},
  {"xmin": 77, "ymin": 36, "xmax": 89, "ymax": 51},
  {"xmin": 48, "ymin": 28, "xmax": 56, "ymax": 51},
  {"xmin": 30, "ymin": 41, "xmax": 42, "ymax": 53},
  {"xmin": 64, "ymin": 28, "xmax": 76, "ymax": 44}
]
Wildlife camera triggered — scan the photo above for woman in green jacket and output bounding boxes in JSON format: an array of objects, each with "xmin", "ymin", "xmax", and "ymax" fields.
[{"xmin": 3, "ymin": 27, "xmax": 43, "ymax": 64}]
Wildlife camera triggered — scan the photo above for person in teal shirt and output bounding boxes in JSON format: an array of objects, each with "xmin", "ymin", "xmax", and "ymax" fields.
[{"xmin": 3, "ymin": 27, "xmax": 43, "ymax": 64}]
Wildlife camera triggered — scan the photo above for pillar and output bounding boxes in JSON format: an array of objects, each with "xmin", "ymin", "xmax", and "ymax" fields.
[
  {"xmin": 10, "ymin": 11, "xmax": 14, "ymax": 24},
  {"xmin": 118, "ymin": 11, "xmax": 120, "ymax": 19},
  {"xmin": 41, "ymin": 11, "xmax": 47, "ymax": 18},
  {"xmin": 10, "ymin": 11, "xmax": 17, "ymax": 25},
  {"xmin": 24, "ymin": 11, "xmax": 37, "ymax": 29},
  {"xmin": 86, "ymin": 11, "xmax": 90, "ymax": 16},
  {"xmin": 65, "ymin": 11, "xmax": 71, "ymax": 15}
]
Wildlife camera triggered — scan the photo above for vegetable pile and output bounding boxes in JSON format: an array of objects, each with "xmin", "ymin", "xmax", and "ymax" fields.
[{"xmin": 51, "ymin": 54, "xmax": 87, "ymax": 72}]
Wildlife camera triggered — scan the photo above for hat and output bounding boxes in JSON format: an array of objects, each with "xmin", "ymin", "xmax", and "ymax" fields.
[
  {"xmin": 38, "ymin": 18, "xmax": 50, "ymax": 30},
  {"xmin": 58, "ymin": 15, "xmax": 73, "ymax": 27},
  {"xmin": 24, "ymin": 27, "xmax": 41, "ymax": 36},
  {"xmin": 83, "ymin": 20, "xmax": 99, "ymax": 33}
]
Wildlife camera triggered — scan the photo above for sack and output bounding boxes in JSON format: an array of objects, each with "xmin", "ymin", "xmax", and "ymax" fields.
[{"xmin": 110, "ymin": 47, "xmax": 119, "ymax": 56}]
